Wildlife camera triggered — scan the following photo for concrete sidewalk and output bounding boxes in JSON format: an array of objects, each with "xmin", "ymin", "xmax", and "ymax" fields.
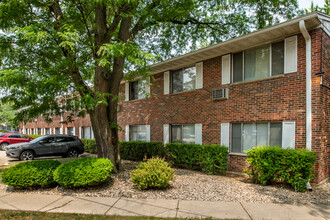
[{"xmin": 0, "ymin": 192, "xmax": 328, "ymax": 219}]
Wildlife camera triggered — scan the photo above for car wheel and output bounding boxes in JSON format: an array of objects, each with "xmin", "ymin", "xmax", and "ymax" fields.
[
  {"xmin": 0, "ymin": 143, "xmax": 9, "ymax": 151},
  {"xmin": 20, "ymin": 150, "xmax": 34, "ymax": 161},
  {"xmin": 67, "ymin": 149, "xmax": 78, "ymax": 158}
]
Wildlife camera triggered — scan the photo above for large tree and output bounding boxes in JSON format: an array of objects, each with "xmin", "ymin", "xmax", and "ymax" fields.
[{"xmin": 0, "ymin": 0, "xmax": 298, "ymax": 172}]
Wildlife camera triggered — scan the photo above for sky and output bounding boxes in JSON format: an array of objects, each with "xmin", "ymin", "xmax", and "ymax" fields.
[{"xmin": 298, "ymin": 0, "xmax": 326, "ymax": 9}]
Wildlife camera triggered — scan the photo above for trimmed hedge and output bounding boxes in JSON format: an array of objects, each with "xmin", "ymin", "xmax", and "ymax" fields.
[
  {"xmin": 165, "ymin": 143, "xmax": 228, "ymax": 174},
  {"xmin": 53, "ymin": 158, "xmax": 113, "ymax": 188},
  {"xmin": 120, "ymin": 141, "xmax": 165, "ymax": 161},
  {"xmin": 245, "ymin": 146, "xmax": 316, "ymax": 192},
  {"xmin": 29, "ymin": 135, "xmax": 42, "ymax": 139},
  {"xmin": 1, "ymin": 160, "xmax": 61, "ymax": 188},
  {"xmin": 130, "ymin": 158, "xmax": 174, "ymax": 190},
  {"xmin": 81, "ymin": 139, "xmax": 97, "ymax": 154}
]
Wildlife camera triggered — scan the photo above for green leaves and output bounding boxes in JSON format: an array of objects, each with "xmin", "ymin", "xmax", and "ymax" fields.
[
  {"xmin": 130, "ymin": 158, "xmax": 174, "ymax": 190},
  {"xmin": 245, "ymin": 146, "xmax": 317, "ymax": 192},
  {"xmin": 165, "ymin": 143, "xmax": 228, "ymax": 174},
  {"xmin": 2, "ymin": 160, "xmax": 61, "ymax": 189},
  {"xmin": 53, "ymin": 158, "xmax": 113, "ymax": 188}
]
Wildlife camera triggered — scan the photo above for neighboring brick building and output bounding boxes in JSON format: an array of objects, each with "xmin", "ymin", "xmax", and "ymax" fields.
[{"xmin": 19, "ymin": 12, "xmax": 330, "ymax": 183}]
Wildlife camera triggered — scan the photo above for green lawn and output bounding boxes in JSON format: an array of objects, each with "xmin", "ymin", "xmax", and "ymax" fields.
[{"xmin": 0, "ymin": 210, "xmax": 219, "ymax": 220}]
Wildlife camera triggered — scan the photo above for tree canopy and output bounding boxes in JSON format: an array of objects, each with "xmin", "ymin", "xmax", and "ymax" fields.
[{"xmin": 0, "ymin": 0, "xmax": 299, "ymax": 171}]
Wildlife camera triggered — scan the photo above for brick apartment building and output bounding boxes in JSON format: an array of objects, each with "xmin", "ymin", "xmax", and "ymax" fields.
[{"xmin": 19, "ymin": 12, "xmax": 330, "ymax": 183}]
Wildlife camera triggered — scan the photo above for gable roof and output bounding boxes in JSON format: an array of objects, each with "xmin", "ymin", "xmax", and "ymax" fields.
[{"xmin": 150, "ymin": 12, "xmax": 330, "ymax": 74}]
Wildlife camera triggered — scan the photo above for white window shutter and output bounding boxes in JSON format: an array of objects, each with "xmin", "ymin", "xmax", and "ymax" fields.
[
  {"xmin": 164, "ymin": 71, "xmax": 170, "ymax": 95},
  {"xmin": 125, "ymin": 125, "xmax": 129, "ymax": 141},
  {"xmin": 49, "ymin": 128, "xmax": 52, "ymax": 135},
  {"xmin": 284, "ymin": 36, "xmax": 297, "ymax": 74},
  {"xmin": 125, "ymin": 82, "xmax": 129, "ymax": 101},
  {"xmin": 73, "ymin": 127, "xmax": 76, "ymax": 136},
  {"xmin": 195, "ymin": 124, "xmax": 203, "ymax": 145},
  {"xmin": 221, "ymin": 123, "xmax": 230, "ymax": 148},
  {"xmin": 146, "ymin": 77, "xmax": 150, "ymax": 95},
  {"xmin": 282, "ymin": 121, "xmax": 295, "ymax": 149},
  {"xmin": 60, "ymin": 127, "xmax": 63, "ymax": 134},
  {"xmin": 79, "ymin": 127, "xmax": 82, "ymax": 138},
  {"xmin": 146, "ymin": 125, "xmax": 151, "ymax": 142},
  {"xmin": 163, "ymin": 124, "xmax": 169, "ymax": 144},
  {"xmin": 196, "ymin": 62, "xmax": 203, "ymax": 89},
  {"xmin": 222, "ymin": 54, "xmax": 231, "ymax": 84},
  {"xmin": 44, "ymin": 128, "xmax": 46, "ymax": 135},
  {"xmin": 91, "ymin": 128, "xmax": 94, "ymax": 139},
  {"xmin": 65, "ymin": 127, "xmax": 67, "ymax": 135}
]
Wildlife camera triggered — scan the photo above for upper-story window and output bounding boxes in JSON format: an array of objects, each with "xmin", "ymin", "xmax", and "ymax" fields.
[
  {"xmin": 232, "ymin": 40, "xmax": 284, "ymax": 83},
  {"xmin": 130, "ymin": 80, "xmax": 147, "ymax": 100},
  {"xmin": 171, "ymin": 67, "xmax": 196, "ymax": 93}
]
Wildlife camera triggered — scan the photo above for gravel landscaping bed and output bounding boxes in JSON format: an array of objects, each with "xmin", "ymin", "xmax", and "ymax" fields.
[{"xmin": 0, "ymin": 160, "xmax": 329, "ymax": 205}]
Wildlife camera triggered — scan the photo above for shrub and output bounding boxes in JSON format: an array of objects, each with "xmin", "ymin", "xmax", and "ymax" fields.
[
  {"xmin": 29, "ymin": 135, "xmax": 42, "ymax": 139},
  {"xmin": 130, "ymin": 158, "xmax": 174, "ymax": 190},
  {"xmin": 120, "ymin": 141, "xmax": 165, "ymax": 161},
  {"xmin": 165, "ymin": 143, "xmax": 228, "ymax": 174},
  {"xmin": 1, "ymin": 160, "xmax": 61, "ymax": 188},
  {"xmin": 0, "ymin": 129, "xmax": 8, "ymax": 132},
  {"xmin": 245, "ymin": 146, "xmax": 316, "ymax": 192},
  {"xmin": 82, "ymin": 139, "xmax": 97, "ymax": 154},
  {"xmin": 53, "ymin": 158, "xmax": 113, "ymax": 188}
]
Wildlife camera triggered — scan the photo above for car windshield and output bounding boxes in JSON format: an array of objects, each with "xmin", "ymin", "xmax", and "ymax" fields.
[{"xmin": 29, "ymin": 136, "xmax": 46, "ymax": 143}]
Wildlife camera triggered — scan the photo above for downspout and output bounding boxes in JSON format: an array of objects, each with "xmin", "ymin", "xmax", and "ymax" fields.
[{"xmin": 299, "ymin": 20, "xmax": 312, "ymax": 151}]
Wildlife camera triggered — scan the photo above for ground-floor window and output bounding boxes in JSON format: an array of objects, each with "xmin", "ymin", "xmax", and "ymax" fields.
[
  {"xmin": 231, "ymin": 122, "xmax": 282, "ymax": 153},
  {"xmin": 67, "ymin": 127, "xmax": 74, "ymax": 135},
  {"xmin": 38, "ymin": 128, "xmax": 42, "ymax": 135},
  {"xmin": 82, "ymin": 126, "xmax": 93, "ymax": 139},
  {"xmin": 30, "ymin": 128, "xmax": 34, "ymax": 135},
  {"xmin": 45, "ymin": 128, "xmax": 51, "ymax": 135},
  {"xmin": 171, "ymin": 124, "xmax": 195, "ymax": 144},
  {"xmin": 129, "ymin": 125, "xmax": 147, "ymax": 141},
  {"xmin": 55, "ymin": 127, "xmax": 61, "ymax": 134},
  {"xmin": 25, "ymin": 128, "xmax": 28, "ymax": 134}
]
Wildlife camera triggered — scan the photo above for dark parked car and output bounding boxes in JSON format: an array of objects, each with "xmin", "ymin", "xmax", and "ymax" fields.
[
  {"xmin": 0, "ymin": 133, "xmax": 33, "ymax": 151},
  {"xmin": 5, "ymin": 135, "xmax": 84, "ymax": 161}
]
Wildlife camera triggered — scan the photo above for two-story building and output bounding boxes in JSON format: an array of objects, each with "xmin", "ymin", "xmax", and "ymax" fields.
[{"xmin": 19, "ymin": 12, "xmax": 330, "ymax": 183}]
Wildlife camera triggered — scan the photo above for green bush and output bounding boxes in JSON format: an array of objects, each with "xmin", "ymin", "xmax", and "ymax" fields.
[
  {"xmin": 53, "ymin": 158, "xmax": 113, "ymax": 188},
  {"xmin": 165, "ymin": 143, "xmax": 228, "ymax": 174},
  {"xmin": 0, "ymin": 129, "xmax": 8, "ymax": 133},
  {"xmin": 120, "ymin": 141, "xmax": 165, "ymax": 161},
  {"xmin": 81, "ymin": 139, "xmax": 97, "ymax": 154},
  {"xmin": 28, "ymin": 134, "xmax": 42, "ymax": 139},
  {"xmin": 245, "ymin": 146, "xmax": 316, "ymax": 192},
  {"xmin": 1, "ymin": 160, "xmax": 61, "ymax": 188},
  {"xmin": 29, "ymin": 135, "xmax": 42, "ymax": 139},
  {"xmin": 130, "ymin": 158, "xmax": 174, "ymax": 190}
]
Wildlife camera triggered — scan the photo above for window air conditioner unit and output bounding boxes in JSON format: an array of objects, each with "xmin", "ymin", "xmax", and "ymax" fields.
[{"xmin": 212, "ymin": 88, "xmax": 228, "ymax": 100}]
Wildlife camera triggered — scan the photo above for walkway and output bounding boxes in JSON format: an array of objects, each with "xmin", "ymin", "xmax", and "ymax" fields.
[{"xmin": 0, "ymin": 192, "xmax": 328, "ymax": 219}]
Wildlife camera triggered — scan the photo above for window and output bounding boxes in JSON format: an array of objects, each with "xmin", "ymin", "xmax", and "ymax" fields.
[
  {"xmin": 170, "ymin": 124, "xmax": 195, "ymax": 144},
  {"xmin": 67, "ymin": 127, "xmax": 74, "ymax": 135},
  {"xmin": 45, "ymin": 128, "xmax": 50, "ymax": 135},
  {"xmin": 55, "ymin": 128, "xmax": 61, "ymax": 134},
  {"xmin": 56, "ymin": 136, "xmax": 75, "ymax": 142},
  {"xmin": 130, "ymin": 80, "xmax": 147, "ymax": 100},
  {"xmin": 38, "ymin": 128, "xmax": 42, "ymax": 135},
  {"xmin": 129, "ymin": 125, "xmax": 147, "ymax": 141},
  {"xmin": 8, "ymin": 135, "xmax": 20, "ymax": 138},
  {"xmin": 233, "ymin": 41, "xmax": 284, "ymax": 83},
  {"xmin": 171, "ymin": 67, "xmax": 196, "ymax": 93},
  {"xmin": 25, "ymin": 129, "xmax": 28, "ymax": 134},
  {"xmin": 231, "ymin": 122, "xmax": 282, "ymax": 153},
  {"xmin": 82, "ymin": 126, "xmax": 93, "ymax": 139},
  {"xmin": 31, "ymin": 128, "xmax": 34, "ymax": 135}
]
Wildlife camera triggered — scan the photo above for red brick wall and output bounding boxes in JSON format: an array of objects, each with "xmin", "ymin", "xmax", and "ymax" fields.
[{"xmin": 117, "ymin": 29, "xmax": 329, "ymax": 182}]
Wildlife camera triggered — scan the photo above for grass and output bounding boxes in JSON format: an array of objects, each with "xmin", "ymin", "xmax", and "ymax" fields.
[{"xmin": 0, "ymin": 210, "xmax": 223, "ymax": 220}]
